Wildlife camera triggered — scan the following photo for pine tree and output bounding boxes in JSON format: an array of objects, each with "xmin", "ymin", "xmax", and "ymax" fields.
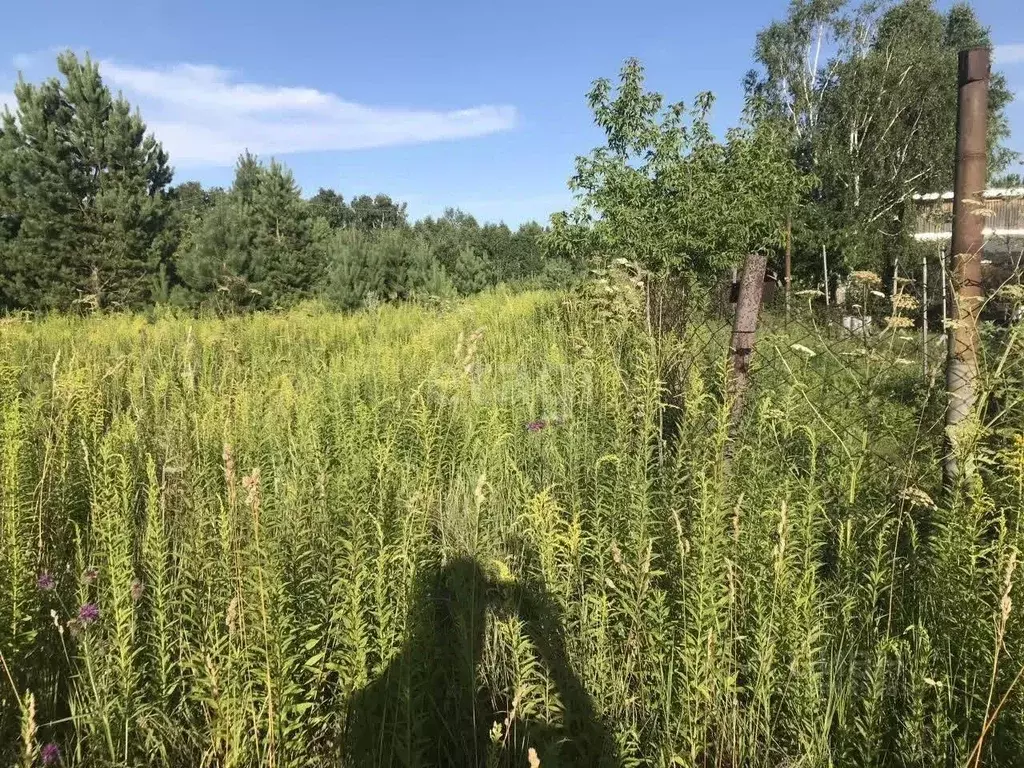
[
  {"xmin": 451, "ymin": 245, "xmax": 489, "ymax": 295},
  {"xmin": 324, "ymin": 231, "xmax": 387, "ymax": 310},
  {"xmin": 0, "ymin": 51, "xmax": 172, "ymax": 310},
  {"xmin": 250, "ymin": 159, "xmax": 316, "ymax": 303},
  {"xmin": 307, "ymin": 216, "xmax": 334, "ymax": 291},
  {"xmin": 174, "ymin": 154, "xmax": 317, "ymax": 309},
  {"xmin": 174, "ymin": 196, "xmax": 259, "ymax": 309},
  {"xmin": 421, "ymin": 261, "xmax": 456, "ymax": 298},
  {"xmin": 232, "ymin": 151, "xmax": 263, "ymax": 204},
  {"xmin": 0, "ymin": 74, "xmax": 82, "ymax": 309},
  {"xmin": 404, "ymin": 235, "xmax": 441, "ymax": 296},
  {"xmin": 158, "ymin": 181, "xmax": 216, "ymax": 302}
]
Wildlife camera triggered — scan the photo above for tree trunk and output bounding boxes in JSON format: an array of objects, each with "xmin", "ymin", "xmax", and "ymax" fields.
[{"xmin": 729, "ymin": 252, "xmax": 768, "ymax": 431}]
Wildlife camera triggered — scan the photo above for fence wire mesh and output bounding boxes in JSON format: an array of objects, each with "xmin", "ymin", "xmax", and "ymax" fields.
[{"xmin": 660, "ymin": 251, "xmax": 1022, "ymax": 482}]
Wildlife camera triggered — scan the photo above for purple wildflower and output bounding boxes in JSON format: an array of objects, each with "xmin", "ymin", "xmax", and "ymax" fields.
[
  {"xmin": 82, "ymin": 566, "xmax": 99, "ymax": 584},
  {"xmin": 41, "ymin": 743, "xmax": 61, "ymax": 765},
  {"xmin": 78, "ymin": 603, "xmax": 99, "ymax": 624},
  {"xmin": 525, "ymin": 419, "xmax": 547, "ymax": 433},
  {"xmin": 37, "ymin": 572, "xmax": 56, "ymax": 591},
  {"xmin": 130, "ymin": 578, "xmax": 145, "ymax": 602}
]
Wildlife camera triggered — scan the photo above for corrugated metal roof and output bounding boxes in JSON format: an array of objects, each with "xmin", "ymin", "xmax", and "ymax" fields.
[
  {"xmin": 912, "ymin": 188, "xmax": 1024, "ymax": 242},
  {"xmin": 912, "ymin": 187, "xmax": 1024, "ymax": 201}
]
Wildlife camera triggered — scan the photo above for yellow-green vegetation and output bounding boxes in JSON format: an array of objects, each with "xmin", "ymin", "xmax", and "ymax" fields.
[{"xmin": 1, "ymin": 290, "xmax": 1021, "ymax": 767}]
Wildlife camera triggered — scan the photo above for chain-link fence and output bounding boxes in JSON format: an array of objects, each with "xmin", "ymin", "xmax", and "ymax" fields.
[{"xmin": 658, "ymin": 248, "xmax": 1022, "ymax": 479}]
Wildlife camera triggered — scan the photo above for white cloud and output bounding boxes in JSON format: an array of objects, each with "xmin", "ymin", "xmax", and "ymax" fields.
[
  {"xmin": 994, "ymin": 44, "xmax": 1024, "ymax": 66},
  {"xmin": 93, "ymin": 60, "xmax": 517, "ymax": 166}
]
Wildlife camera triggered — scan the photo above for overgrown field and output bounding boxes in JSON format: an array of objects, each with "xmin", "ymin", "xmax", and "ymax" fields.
[{"xmin": 1, "ymin": 291, "xmax": 1021, "ymax": 767}]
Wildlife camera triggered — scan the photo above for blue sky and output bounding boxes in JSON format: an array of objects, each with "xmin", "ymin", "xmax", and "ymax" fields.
[{"xmin": 1, "ymin": 0, "xmax": 1022, "ymax": 226}]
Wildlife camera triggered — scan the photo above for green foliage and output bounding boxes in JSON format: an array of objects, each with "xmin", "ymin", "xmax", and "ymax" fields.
[
  {"xmin": 991, "ymin": 172, "xmax": 1023, "ymax": 188},
  {"xmin": 308, "ymin": 187, "xmax": 353, "ymax": 229},
  {"xmin": 0, "ymin": 51, "xmax": 172, "ymax": 311},
  {"xmin": 404, "ymin": 234, "xmax": 456, "ymax": 299},
  {"xmin": 451, "ymin": 245, "xmax": 490, "ymax": 294},
  {"xmin": 750, "ymin": 0, "xmax": 1016, "ymax": 276},
  {"xmin": 349, "ymin": 193, "xmax": 408, "ymax": 230},
  {"xmin": 0, "ymin": 53, "xmax": 557, "ymax": 315},
  {"xmin": 324, "ymin": 228, "xmax": 459, "ymax": 310},
  {"xmin": 576, "ymin": 257, "xmax": 646, "ymax": 327},
  {"xmin": 499, "ymin": 221, "xmax": 549, "ymax": 283},
  {"xmin": 414, "ymin": 208, "xmax": 556, "ymax": 290},
  {"xmin": 173, "ymin": 193, "xmax": 261, "ymax": 308},
  {"xmin": 1, "ymin": 292, "xmax": 1022, "ymax": 766},
  {"xmin": 324, "ymin": 230, "xmax": 383, "ymax": 310},
  {"xmin": 174, "ymin": 153, "xmax": 317, "ymax": 309},
  {"xmin": 555, "ymin": 59, "xmax": 807, "ymax": 286}
]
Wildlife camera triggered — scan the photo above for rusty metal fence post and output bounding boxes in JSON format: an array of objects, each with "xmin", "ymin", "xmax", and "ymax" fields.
[{"xmin": 944, "ymin": 46, "xmax": 990, "ymax": 486}]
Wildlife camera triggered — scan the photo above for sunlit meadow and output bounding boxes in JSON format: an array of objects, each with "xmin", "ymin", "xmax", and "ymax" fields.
[{"xmin": 1, "ymin": 289, "xmax": 1021, "ymax": 767}]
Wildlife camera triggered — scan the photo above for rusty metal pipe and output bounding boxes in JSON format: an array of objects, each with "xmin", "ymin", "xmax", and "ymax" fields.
[{"xmin": 945, "ymin": 47, "xmax": 989, "ymax": 485}]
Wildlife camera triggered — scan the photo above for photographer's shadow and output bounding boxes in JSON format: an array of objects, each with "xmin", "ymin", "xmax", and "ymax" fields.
[{"xmin": 345, "ymin": 553, "xmax": 619, "ymax": 767}]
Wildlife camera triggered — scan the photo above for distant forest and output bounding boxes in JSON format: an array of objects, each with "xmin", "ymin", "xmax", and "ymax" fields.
[
  {"xmin": 1, "ymin": 0, "xmax": 1020, "ymax": 313},
  {"xmin": 0, "ymin": 53, "xmax": 565, "ymax": 313}
]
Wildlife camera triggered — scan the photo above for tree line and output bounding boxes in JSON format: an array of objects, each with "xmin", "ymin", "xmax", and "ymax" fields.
[
  {"xmin": 546, "ymin": 0, "xmax": 1019, "ymax": 294},
  {"xmin": 0, "ymin": 54, "xmax": 563, "ymax": 313},
  {"xmin": 1, "ymin": 0, "xmax": 1019, "ymax": 314}
]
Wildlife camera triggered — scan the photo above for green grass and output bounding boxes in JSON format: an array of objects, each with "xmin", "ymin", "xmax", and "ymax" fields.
[{"xmin": 1, "ymin": 289, "xmax": 1021, "ymax": 767}]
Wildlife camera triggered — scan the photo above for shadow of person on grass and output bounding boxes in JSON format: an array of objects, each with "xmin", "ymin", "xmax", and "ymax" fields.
[{"xmin": 345, "ymin": 552, "xmax": 619, "ymax": 767}]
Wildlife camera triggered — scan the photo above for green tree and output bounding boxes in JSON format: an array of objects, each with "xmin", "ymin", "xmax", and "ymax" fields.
[
  {"xmin": 324, "ymin": 226, "xmax": 457, "ymax": 308},
  {"xmin": 0, "ymin": 51, "xmax": 172, "ymax": 310},
  {"xmin": 509, "ymin": 222, "xmax": 549, "ymax": 282},
  {"xmin": 324, "ymin": 230, "xmax": 389, "ymax": 309},
  {"xmin": 411, "ymin": 254, "xmax": 456, "ymax": 299},
  {"xmin": 174, "ymin": 154, "xmax": 317, "ymax": 308},
  {"xmin": 308, "ymin": 187, "xmax": 353, "ymax": 229},
  {"xmin": 174, "ymin": 195, "xmax": 259, "ymax": 308},
  {"xmin": 232, "ymin": 151, "xmax": 264, "ymax": 204},
  {"xmin": 478, "ymin": 221, "xmax": 553, "ymax": 285},
  {"xmin": 451, "ymin": 245, "xmax": 489, "ymax": 295},
  {"xmin": 553, "ymin": 59, "xmax": 805, "ymax": 289},
  {"xmin": 156, "ymin": 181, "xmax": 217, "ymax": 303},
  {"xmin": 992, "ymin": 172, "xmax": 1023, "ymax": 187},
  {"xmin": 403, "ymin": 234, "xmax": 439, "ymax": 292},
  {"xmin": 477, "ymin": 222, "xmax": 513, "ymax": 282},
  {"xmin": 415, "ymin": 208, "xmax": 483, "ymax": 279},
  {"xmin": 745, "ymin": 0, "xmax": 848, "ymax": 168},
  {"xmin": 750, "ymin": 0, "xmax": 1016, "ymax": 276},
  {"xmin": 349, "ymin": 193, "xmax": 408, "ymax": 230},
  {"xmin": 251, "ymin": 158, "xmax": 318, "ymax": 302},
  {"xmin": 307, "ymin": 215, "xmax": 335, "ymax": 290}
]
